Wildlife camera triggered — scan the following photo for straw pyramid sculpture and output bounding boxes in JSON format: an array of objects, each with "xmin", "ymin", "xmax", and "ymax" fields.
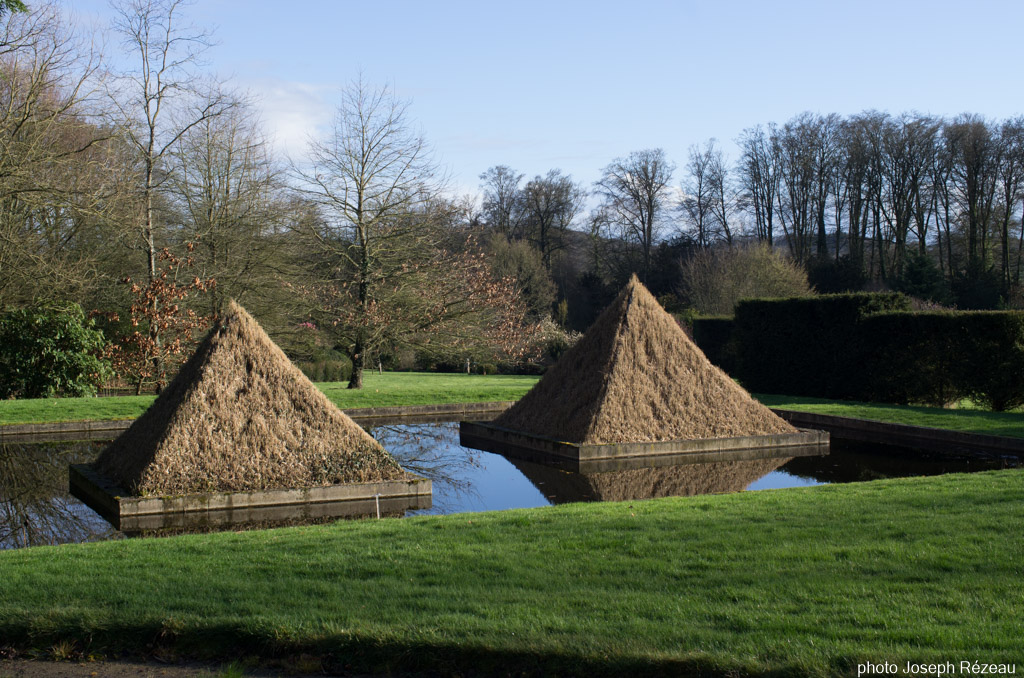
[
  {"xmin": 510, "ymin": 456, "xmax": 792, "ymax": 504},
  {"xmin": 95, "ymin": 301, "xmax": 405, "ymax": 496},
  {"xmin": 493, "ymin": 275, "xmax": 796, "ymax": 444}
]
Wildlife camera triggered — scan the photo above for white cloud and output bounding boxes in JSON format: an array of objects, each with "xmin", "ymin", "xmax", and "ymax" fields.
[{"xmin": 244, "ymin": 78, "xmax": 335, "ymax": 161}]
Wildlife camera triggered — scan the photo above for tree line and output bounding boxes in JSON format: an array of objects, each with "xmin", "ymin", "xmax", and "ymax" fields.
[
  {"xmin": 2, "ymin": 1, "xmax": 1021, "ymax": 395},
  {"xmin": 0, "ymin": 1, "xmax": 547, "ymax": 392},
  {"xmin": 480, "ymin": 113, "xmax": 1024, "ymax": 313}
]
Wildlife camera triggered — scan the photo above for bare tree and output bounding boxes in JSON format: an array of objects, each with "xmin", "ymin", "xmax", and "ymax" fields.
[
  {"xmin": 679, "ymin": 142, "xmax": 716, "ymax": 249},
  {"xmin": 168, "ymin": 94, "xmax": 287, "ymax": 316},
  {"xmin": 706, "ymin": 141, "xmax": 735, "ymax": 246},
  {"xmin": 775, "ymin": 113, "xmax": 824, "ymax": 265},
  {"xmin": 878, "ymin": 113, "xmax": 939, "ymax": 279},
  {"xmin": 737, "ymin": 124, "xmax": 782, "ymax": 246},
  {"xmin": 108, "ymin": 0, "xmax": 232, "ymax": 284},
  {"xmin": 595, "ymin": 148, "xmax": 674, "ymax": 281},
  {"xmin": 997, "ymin": 117, "xmax": 1024, "ymax": 285},
  {"xmin": 520, "ymin": 169, "xmax": 585, "ymax": 271},
  {"xmin": 295, "ymin": 80, "xmax": 536, "ymax": 388},
  {"xmin": 931, "ymin": 128, "xmax": 955, "ymax": 276},
  {"xmin": 944, "ymin": 114, "xmax": 1000, "ymax": 277},
  {"xmin": 0, "ymin": 2, "xmax": 113, "ymax": 305},
  {"xmin": 479, "ymin": 165, "xmax": 524, "ymax": 238},
  {"xmin": 293, "ymin": 79, "xmax": 438, "ymax": 388},
  {"xmin": 106, "ymin": 0, "xmax": 233, "ymax": 385},
  {"xmin": 811, "ymin": 114, "xmax": 841, "ymax": 260}
]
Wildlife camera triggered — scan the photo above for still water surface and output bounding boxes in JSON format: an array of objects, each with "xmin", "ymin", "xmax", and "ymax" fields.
[{"xmin": 2, "ymin": 420, "xmax": 1020, "ymax": 549}]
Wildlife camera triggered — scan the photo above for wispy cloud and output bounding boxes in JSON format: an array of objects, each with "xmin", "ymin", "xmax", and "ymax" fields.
[{"xmin": 244, "ymin": 78, "xmax": 334, "ymax": 161}]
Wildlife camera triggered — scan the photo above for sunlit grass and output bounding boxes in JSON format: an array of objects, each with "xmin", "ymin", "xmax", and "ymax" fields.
[
  {"xmin": 4, "ymin": 373, "xmax": 1024, "ymax": 441},
  {"xmin": 0, "ymin": 470, "xmax": 1021, "ymax": 675},
  {"xmin": 0, "ymin": 372, "xmax": 539, "ymax": 425},
  {"xmin": 758, "ymin": 393, "xmax": 1024, "ymax": 438}
]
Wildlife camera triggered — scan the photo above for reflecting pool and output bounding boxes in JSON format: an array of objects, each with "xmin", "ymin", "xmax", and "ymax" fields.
[{"xmin": 2, "ymin": 420, "xmax": 1020, "ymax": 549}]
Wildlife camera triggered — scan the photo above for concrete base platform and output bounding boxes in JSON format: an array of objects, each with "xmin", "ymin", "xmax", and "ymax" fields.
[
  {"xmin": 460, "ymin": 421, "xmax": 829, "ymax": 472},
  {"xmin": 69, "ymin": 464, "xmax": 432, "ymax": 534}
]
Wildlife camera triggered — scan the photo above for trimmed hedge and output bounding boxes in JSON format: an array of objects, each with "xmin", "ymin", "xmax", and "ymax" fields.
[
  {"xmin": 691, "ymin": 316, "xmax": 736, "ymax": 373},
  {"xmin": 732, "ymin": 293, "xmax": 910, "ymax": 399},
  {"xmin": 865, "ymin": 311, "xmax": 1024, "ymax": 410},
  {"xmin": 723, "ymin": 293, "xmax": 1024, "ymax": 410}
]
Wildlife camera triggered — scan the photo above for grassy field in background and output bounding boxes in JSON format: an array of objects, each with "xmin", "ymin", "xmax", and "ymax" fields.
[
  {"xmin": 0, "ymin": 372, "xmax": 539, "ymax": 426},
  {"xmin": 314, "ymin": 371, "xmax": 536, "ymax": 407},
  {"xmin": 3, "ymin": 372, "xmax": 1024, "ymax": 440},
  {"xmin": 757, "ymin": 393, "xmax": 1024, "ymax": 439},
  {"xmin": 0, "ymin": 470, "xmax": 1021, "ymax": 676}
]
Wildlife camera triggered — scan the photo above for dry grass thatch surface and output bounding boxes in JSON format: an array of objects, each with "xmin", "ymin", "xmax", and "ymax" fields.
[
  {"xmin": 96, "ymin": 301, "xmax": 405, "ymax": 496},
  {"xmin": 510, "ymin": 456, "xmax": 793, "ymax": 504},
  {"xmin": 494, "ymin": 275, "xmax": 796, "ymax": 444}
]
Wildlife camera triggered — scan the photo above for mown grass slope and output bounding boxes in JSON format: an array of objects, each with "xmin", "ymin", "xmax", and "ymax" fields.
[
  {"xmin": 1, "ymin": 470, "xmax": 1021, "ymax": 676},
  {"xmin": 758, "ymin": 393, "xmax": 1024, "ymax": 438}
]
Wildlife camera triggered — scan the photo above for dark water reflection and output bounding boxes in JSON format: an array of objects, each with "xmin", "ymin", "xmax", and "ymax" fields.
[
  {"xmin": 0, "ymin": 440, "xmax": 121, "ymax": 549},
  {"xmin": 2, "ymin": 422, "xmax": 1021, "ymax": 548}
]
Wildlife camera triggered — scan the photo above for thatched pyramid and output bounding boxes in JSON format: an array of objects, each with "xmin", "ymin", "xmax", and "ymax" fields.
[
  {"xmin": 95, "ymin": 301, "xmax": 405, "ymax": 496},
  {"xmin": 510, "ymin": 456, "xmax": 793, "ymax": 504},
  {"xmin": 493, "ymin": 275, "xmax": 796, "ymax": 444}
]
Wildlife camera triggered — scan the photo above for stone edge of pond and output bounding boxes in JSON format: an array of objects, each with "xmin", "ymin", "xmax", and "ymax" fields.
[
  {"xmin": 5, "ymin": 403, "xmax": 1024, "ymax": 458},
  {"xmin": 772, "ymin": 408, "xmax": 1024, "ymax": 456}
]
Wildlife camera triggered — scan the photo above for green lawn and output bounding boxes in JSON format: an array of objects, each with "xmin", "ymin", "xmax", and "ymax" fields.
[
  {"xmin": 0, "ymin": 470, "xmax": 1021, "ymax": 676},
  {"xmin": 0, "ymin": 372, "xmax": 539, "ymax": 426},
  {"xmin": 4, "ymin": 373, "xmax": 1024, "ymax": 440},
  {"xmin": 758, "ymin": 393, "xmax": 1024, "ymax": 439},
  {"xmin": 314, "ymin": 371, "xmax": 537, "ymax": 408}
]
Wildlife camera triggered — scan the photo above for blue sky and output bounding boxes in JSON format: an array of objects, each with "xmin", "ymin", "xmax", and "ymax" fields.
[{"xmin": 68, "ymin": 0, "xmax": 1024, "ymax": 198}]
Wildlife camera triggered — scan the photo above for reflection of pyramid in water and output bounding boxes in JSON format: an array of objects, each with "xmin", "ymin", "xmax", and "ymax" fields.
[
  {"xmin": 95, "ymin": 301, "xmax": 407, "ymax": 496},
  {"xmin": 509, "ymin": 456, "xmax": 793, "ymax": 504},
  {"xmin": 493, "ymin": 275, "xmax": 796, "ymax": 443}
]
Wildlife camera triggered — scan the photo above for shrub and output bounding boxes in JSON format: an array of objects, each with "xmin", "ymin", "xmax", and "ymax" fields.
[
  {"xmin": 895, "ymin": 251, "xmax": 951, "ymax": 305},
  {"xmin": 949, "ymin": 312, "xmax": 1024, "ymax": 411},
  {"xmin": 951, "ymin": 266, "xmax": 1004, "ymax": 309},
  {"xmin": 807, "ymin": 255, "xmax": 867, "ymax": 293},
  {"xmin": 297, "ymin": 359, "xmax": 352, "ymax": 383},
  {"xmin": 537, "ymin": 318, "xmax": 581, "ymax": 365},
  {"xmin": 0, "ymin": 303, "xmax": 113, "ymax": 398},
  {"xmin": 488, "ymin": 236, "xmax": 557, "ymax": 321},
  {"xmin": 680, "ymin": 243, "xmax": 812, "ymax": 315}
]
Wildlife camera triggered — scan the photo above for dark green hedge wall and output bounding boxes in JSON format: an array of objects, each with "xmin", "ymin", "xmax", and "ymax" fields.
[
  {"xmin": 714, "ymin": 293, "xmax": 1024, "ymax": 410},
  {"xmin": 863, "ymin": 311, "xmax": 1024, "ymax": 410},
  {"xmin": 691, "ymin": 316, "xmax": 736, "ymax": 373},
  {"xmin": 732, "ymin": 293, "xmax": 910, "ymax": 399}
]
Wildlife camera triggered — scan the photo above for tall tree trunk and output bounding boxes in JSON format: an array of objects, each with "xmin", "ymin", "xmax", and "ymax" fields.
[
  {"xmin": 1017, "ymin": 197, "xmax": 1024, "ymax": 283},
  {"xmin": 348, "ymin": 336, "xmax": 364, "ymax": 389},
  {"xmin": 144, "ymin": 160, "xmax": 162, "ymax": 392}
]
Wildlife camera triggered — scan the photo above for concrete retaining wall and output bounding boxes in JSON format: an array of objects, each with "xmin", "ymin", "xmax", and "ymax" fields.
[
  {"xmin": 771, "ymin": 409, "xmax": 1024, "ymax": 457},
  {"xmin": 6, "ymin": 401, "xmax": 1023, "ymax": 458},
  {"xmin": 69, "ymin": 463, "xmax": 432, "ymax": 532},
  {"xmin": 460, "ymin": 421, "xmax": 829, "ymax": 472}
]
